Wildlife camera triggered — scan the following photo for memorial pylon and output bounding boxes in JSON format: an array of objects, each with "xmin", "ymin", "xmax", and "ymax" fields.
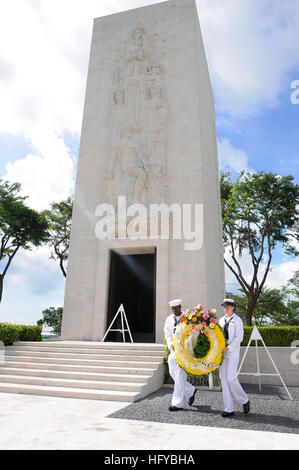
[{"xmin": 62, "ymin": 0, "xmax": 225, "ymax": 343}]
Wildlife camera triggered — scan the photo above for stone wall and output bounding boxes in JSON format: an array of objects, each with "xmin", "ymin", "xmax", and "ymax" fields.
[{"xmin": 239, "ymin": 347, "xmax": 299, "ymax": 387}]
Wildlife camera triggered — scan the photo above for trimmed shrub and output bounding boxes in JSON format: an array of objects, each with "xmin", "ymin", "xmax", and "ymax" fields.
[
  {"xmin": 242, "ymin": 326, "xmax": 299, "ymax": 347},
  {"xmin": 164, "ymin": 327, "xmax": 299, "ymax": 367},
  {"xmin": 0, "ymin": 323, "xmax": 20, "ymax": 346},
  {"xmin": 17, "ymin": 325, "xmax": 42, "ymax": 342},
  {"xmin": 0, "ymin": 323, "xmax": 42, "ymax": 346}
]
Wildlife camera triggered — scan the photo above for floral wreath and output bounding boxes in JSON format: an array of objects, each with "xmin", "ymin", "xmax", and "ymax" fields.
[{"xmin": 173, "ymin": 303, "xmax": 226, "ymax": 376}]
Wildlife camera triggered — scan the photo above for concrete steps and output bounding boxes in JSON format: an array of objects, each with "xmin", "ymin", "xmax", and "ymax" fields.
[
  {"xmin": 0, "ymin": 341, "xmax": 165, "ymax": 402},
  {"xmin": 6, "ymin": 350, "xmax": 162, "ymax": 363},
  {"xmin": 0, "ymin": 367, "xmax": 151, "ymax": 383}
]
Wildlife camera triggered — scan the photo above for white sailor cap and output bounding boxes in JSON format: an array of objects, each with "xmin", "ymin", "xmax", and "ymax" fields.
[
  {"xmin": 221, "ymin": 298, "xmax": 236, "ymax": 306},
  {"xmin": 169, "ymin": 298, "xmax": 182, "ymax": 307}
]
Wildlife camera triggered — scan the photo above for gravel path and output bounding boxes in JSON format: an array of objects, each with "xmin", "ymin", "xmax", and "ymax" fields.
[{"xmin": 109, "ymin": 385, "xmax": 299, "ymax": 435}]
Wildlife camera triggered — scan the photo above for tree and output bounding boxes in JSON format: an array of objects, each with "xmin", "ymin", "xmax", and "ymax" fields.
[
  {"xmin": 234, "ymin": 287, "xmax": 296, "ymax": 325},
  {"xmin": 221, "ymin": 171, "xmax": 299, "ymax": 325},
  {"xmin": 42, "ymin": 196, "xmax": 73, "ymax": 277},
  {"xmin": 283, "ymin": 268, "xmax": 299, "ymax": 300},
  {"xmin": 281, "ymin": 268, "xmax": 299, "ymax": 326},
  {"xmin": 37, "ymin": 307, "xmax": 63, "ymax": 335},
  {"xmin": 0, "ymin": 179, "xmax": 49, "ymax": 304}
]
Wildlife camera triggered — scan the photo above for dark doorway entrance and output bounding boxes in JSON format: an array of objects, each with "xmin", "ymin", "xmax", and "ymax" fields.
[{"xmin": 106, "ymin": 250, "xmax": 156, "ymax": 343}]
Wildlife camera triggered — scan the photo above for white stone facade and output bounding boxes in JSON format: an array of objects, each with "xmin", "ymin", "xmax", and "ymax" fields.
[{"xmin": 62, "ymin": 0, "xmax": 225, "ymax": 342}]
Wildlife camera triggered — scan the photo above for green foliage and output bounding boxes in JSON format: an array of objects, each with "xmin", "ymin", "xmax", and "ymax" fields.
[
  {"xmin": 187, "ymin": 369, "xmax": 221, "ymax": 387},
  {"xmin": 17, "ymin": 325, "xmax": 42, "ymax": 342},
  {"xmin": 283, "ymin": 269, "xmax": 299, "ymax": 299},
  {"xmin": 193, "ymin": 333, "xmax": 210, "ymax": 359},
  {"xmin": 163, "ymin": 335, "xmax": 170, "ymax": 364},
  {"xmin": 0, "ymin": 180, "xmax": 50, "ymax": 253},
  {"xmin": 42, "ymin": 196, "xmax": 73, "ymax": 277},
  {"xmin": 0, "ymin": 179, "xmax": 50, "ymax": 303},
  {"xmin": 234, "ymin": 271, "xmax": 299, "ymax": 326},
  {"xmin": 0, "ymin": 323, "xmax": 20, "ymax": 345},
  {"xmin": 0, "ymin": 323, "xmax": 42, "ymax": 345},
  {"xmin": 220, "ymin": 170, "xmax": 299, "ymax": 325},
  {"xmin": 242, "ymin": 326, "xmax": 299, "ymax": 346},
  {"xmin": 164, "ymin": 327, "xmax": 299, "ymax": 363},
  {"xmin": 37, "ymin": 307, "xmax": 63, "ymax": 335}
]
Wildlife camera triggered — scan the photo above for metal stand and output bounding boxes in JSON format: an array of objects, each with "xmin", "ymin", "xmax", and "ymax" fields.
[
  {"xmin": 238, "ymin": 325, "xmax": 292, "ymax": 400},
  {"xmin": 208, "ymin": 372, "xmax": 214, "ymax": 390},
  {"xmin": 102, "ymin": 303, "xmax": 134, "ymax": 343}
]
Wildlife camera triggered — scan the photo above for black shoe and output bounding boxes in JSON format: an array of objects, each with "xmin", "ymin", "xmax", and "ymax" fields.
[
  {"xmin": 243, "ymin": 401, "xmax": 250, "ymax": 414},
  {"xmin": 188, "ymin": 388, "xmax": 197, "ymax": 406},
  {"xmin": 169, "ymin": 405, "xmax": 182, "ymax": 411},
  {"xmin": 221, "ymin": 411, "xmax": 234, "ymax": 418}
]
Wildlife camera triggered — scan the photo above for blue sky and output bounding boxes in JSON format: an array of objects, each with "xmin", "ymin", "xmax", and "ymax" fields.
[{"xmin": 0, "ymin": 0, "xmax": 298, "ymax": 325}]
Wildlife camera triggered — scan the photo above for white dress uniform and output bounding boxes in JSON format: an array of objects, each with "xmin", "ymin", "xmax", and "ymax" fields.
[
  {"xmin": 164, "ymin": 312, "xmax": 195, "ymax": 408},
  {"xmin": 219, "ymin": 312, "xmax": 249, "ymax": 413}
]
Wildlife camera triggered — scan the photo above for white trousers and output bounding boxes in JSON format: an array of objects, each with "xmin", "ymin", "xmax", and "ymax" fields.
[
  {"xmin": 168, "ymin": 350, "xmax": 195, "ymax": 408},
  {"xmin": 219, "ymin": 350, "xmax": 248, "ymax": 412}
]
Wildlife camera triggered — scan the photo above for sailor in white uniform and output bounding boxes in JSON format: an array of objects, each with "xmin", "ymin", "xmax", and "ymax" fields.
[
  {"xmin": 164, "ymin": 299, "xmax": 197, "ymax": 411},
  {"xmin": 219, "ymin": 298, "xmax": 250, "ymax": 417}
]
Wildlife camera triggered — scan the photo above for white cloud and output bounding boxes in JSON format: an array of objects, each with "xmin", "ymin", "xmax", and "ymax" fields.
[
  {"xmin": 224, "ymin": 245, "xmax": 298, "ymax": 295},
  {"xmin": 0, "ymin": 0, "xmax": 164, "ymax": 211},
  {"xmin": 196, "ymin": 0, "xmax": 299, "ymax": 119},
  {"xmin": 218, "ymin": 138, "xmax": 254, "ymax": 175},
  {"xmin": 4, "ymin": 130, "xmax": 75, "ymax": 211},
  {"xmin": 1, "ymin": 0, "xmax": 298, "ymax": 209},
  {"xmin": 1, "ymin": 0, "xmax": 298, "ymax": 323},
  {"xmin": 1, "ymin": 245, "xmax": 65, "ymax": 325},
  {"xmin": 265, "ymin": 259, "xmax": 298, "ymax": 291},
  {"xmin": 5, "ymin": 245, "xmax": 62, "ymax": 292}
]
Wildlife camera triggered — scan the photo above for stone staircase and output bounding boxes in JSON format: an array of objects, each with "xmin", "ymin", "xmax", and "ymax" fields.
[{"xmin": 0, "ymin": 341, "xmax": 165, "ymax": 402}]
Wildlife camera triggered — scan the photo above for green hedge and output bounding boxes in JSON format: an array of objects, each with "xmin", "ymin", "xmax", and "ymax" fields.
[
  {"xmin": 0, "ymin": 323, "xmax": 42, "ymax": 346},
  {"xmin": 242, "ymin": 326, "xmax": 299, "ymax": 347},
  {"xmin": 163, "ymin": 326, "xmax": 299, "ymax": 363}
]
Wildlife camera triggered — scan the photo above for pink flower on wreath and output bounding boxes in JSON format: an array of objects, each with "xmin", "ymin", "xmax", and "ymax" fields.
[
  {"xmin": 203, "ymin": 313, "xmax": 208, "ymax": 320},
  {"xmin": 210, "ymin": 317, "xmax": 216, "ymax": 324},
  {"xmin": 201, "ymin": 321, "xmax": 206, "ymax": 328},
  {"xmin": 201, "ymin": 305, "xmax": 207, "ymax": 310}
]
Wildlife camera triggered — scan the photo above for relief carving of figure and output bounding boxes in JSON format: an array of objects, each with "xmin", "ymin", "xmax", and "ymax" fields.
[
  {"xmin": 105, "ymin": 128, "xmax": 149, "ymax": 205},
  {"xmin": 114, "ymin": 89, "xmax": 125, "ymax": 105},
  {"xmin": 107, "ymin": 26, "xmax": 168, "ymax": 214}
]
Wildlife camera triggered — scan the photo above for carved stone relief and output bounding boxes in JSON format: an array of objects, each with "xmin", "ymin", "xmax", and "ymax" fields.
[{"xmin": 105, "ymin": 26, "xmax": 168, "ymax": 210}]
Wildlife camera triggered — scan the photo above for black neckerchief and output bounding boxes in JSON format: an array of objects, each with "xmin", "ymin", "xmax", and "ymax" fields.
[
  {"xmin": 173, "ymin": 314, "xmax": 181, "ymax": 333},
  {"xmin": 223, "ymin": 315, "xmax": 234, "ymax": 340}
]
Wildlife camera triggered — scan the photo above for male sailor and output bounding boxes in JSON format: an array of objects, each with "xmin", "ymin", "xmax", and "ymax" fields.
[
  {"xmin": 218, "ymin": 298, "xmax": 250, "ymax": 417},
  {"xmin": 164, "ymin": 299, "xmax": 197, "ymax": 411}
]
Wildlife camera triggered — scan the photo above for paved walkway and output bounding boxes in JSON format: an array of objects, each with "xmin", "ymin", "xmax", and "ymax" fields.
[
  {"xmin": 110, "ymin": 385, "xmax": 299, "ymax": 436},
  {"xmin": 0, "ymin": 386, "xmax": 298, "ymax": 450}
]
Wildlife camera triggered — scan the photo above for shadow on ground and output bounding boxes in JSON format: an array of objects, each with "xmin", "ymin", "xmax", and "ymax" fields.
[{"xmin": 108, "ymin": 385, "xmax": 299, "ymax": 435}]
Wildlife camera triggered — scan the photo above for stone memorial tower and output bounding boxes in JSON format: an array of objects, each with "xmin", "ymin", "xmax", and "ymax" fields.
[{"xmin": 62, "ymin": 0, "xmax": 225, "ymax": 343}]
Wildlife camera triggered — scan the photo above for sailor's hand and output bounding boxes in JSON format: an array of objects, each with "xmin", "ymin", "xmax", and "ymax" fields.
[
  {"xmin": 171, "ymin": 344, "xmax": 175, "ymax": 351},
  {"xmin": 223, "ymin": 347, "xmax": 229, "ymax": 353}
]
